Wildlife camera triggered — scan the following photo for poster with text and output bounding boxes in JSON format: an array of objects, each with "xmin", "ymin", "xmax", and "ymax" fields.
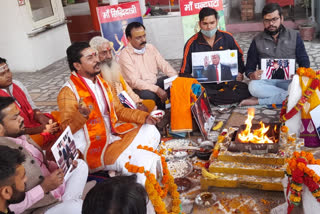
[
  {"xmin": 261, "ymin": 59, "xmax": 295, "ymax": 80},
  {"xmin": 192, "ymin": 50, "xmax": 238, "ymax": 83},
  {"xmin": 97, "ymin": 1, "xmax": 143, "ymax": 55},
  {"xmin": 180, "ymin": 0, "xmax": 225, "ymax": 42}
]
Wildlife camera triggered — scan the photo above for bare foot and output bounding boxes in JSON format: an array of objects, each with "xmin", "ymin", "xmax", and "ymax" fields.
[
  {"xmin": 108, "ymin": 170, "xmax": 116, "ymax": 177},
  {"xmin": 239, "ymin": 97, "xmax": 259, "ymax": 106}
]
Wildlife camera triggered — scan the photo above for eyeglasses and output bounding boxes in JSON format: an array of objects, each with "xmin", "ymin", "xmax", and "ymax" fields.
[
  {"xmin": 0, "ymin": 64, "xmax": 9, "ymax": 73},
  {"xmin": 263, "ymin": 17, "xmax": 280, "ymax": 24}
]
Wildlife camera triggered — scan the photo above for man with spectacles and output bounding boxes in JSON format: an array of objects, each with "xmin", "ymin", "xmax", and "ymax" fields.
[{"xmin": 240, "ymin": 3, "xmax": 310, "ymax": 106}]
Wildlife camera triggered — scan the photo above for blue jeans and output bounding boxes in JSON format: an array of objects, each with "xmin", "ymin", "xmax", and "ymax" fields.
[{"xmin": 248, "ymin": 79, "xmax": 290, "ymax": 105}]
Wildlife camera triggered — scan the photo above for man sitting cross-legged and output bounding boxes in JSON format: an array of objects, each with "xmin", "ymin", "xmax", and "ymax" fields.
[
  {"xmin": 0, "ymin": 96, "xmax": 88, "ymax": 214},
  {"xmin": 89, "ymin": 36, "xmax": 155, "ymax": 112},
  {"xmin": 0, "ymin": 57, "xmax": 60, "ymax": 147},
  {"xmin": 57, "ymin": 42, "xmax": 161, "ymax": 179}
]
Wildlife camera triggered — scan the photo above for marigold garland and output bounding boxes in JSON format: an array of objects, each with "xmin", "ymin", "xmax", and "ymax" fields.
[
  {"xmin": 280, "ymin": 67, "xmax": 320, "ymax": 122},
  {"xmin": 125, "ymin": 145, "xmax": 183, "ymax": 214},
  {"xmin": 286, "ymin": 151, "xmax": 320, "ymax": 211}
]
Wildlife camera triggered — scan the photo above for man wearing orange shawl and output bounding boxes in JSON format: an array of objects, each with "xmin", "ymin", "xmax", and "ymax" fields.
[
  {"xmin": 57, "ymin": 42, "xmax": 161, "ymax": 175},
  {"xmin": 89, "ymin": 36, "xmax": 155, "ymax": 113},
  {"xmin": 0, "ymin": 57, "xmax": 59, "ymax": 147}
]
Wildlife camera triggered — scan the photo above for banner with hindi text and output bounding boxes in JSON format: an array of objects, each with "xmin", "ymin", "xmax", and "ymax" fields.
[
  {"xmin": 180, "ymin": 0, "xmax": 226, "ymax": 42},
  {"xmin": 97, "ymin": 1, "xmax": 143, "ymax": 55}
]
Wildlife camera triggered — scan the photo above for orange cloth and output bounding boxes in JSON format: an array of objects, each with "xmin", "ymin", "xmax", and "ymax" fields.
[
  {"xmin": 57, "ymin": 73, "xmax": 149, "ymax": 172},
  {"xmin": 170, "ymin": 77, "xmax": 200, "ymax": 132}
]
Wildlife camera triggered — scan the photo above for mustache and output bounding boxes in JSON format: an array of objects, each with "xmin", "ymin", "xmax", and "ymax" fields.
[
  {"xmin": 140, "ymin": 41, "xmax": 147, "ymax": 46},
  {"xmin": 94, "ymin": 62, "xmax": 101, "ymax": 69}
]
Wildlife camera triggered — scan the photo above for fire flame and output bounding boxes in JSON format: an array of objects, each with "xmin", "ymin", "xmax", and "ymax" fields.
[{"xmin": 238, "ymin": 108, "xmax": 274, "ymax": 144}]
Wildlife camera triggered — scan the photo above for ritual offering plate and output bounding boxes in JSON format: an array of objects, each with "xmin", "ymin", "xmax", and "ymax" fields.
[
  {"xmin": 160, "ymin": 139, "xmax": 197, "ymax": 160},
  {"xmin": 167, "ymin": 159, "xmax": 193, "ymax": 178},
  {"xmin": 195, "ymin": 192, "xmax": 217, "ymax": 208},
  {"xmin": 150, "ymin": 110, "xmax": 165, "ymax": 118},
  {"xmin": 174, "ymin": 177, "xmax": 192, "ymax": 193}
]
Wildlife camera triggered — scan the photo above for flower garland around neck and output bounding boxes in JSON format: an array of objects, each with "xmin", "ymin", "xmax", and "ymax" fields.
[
  {"xmin": 280, "ymin": 67, "xmax": 320, "ymax": 122},
  {"xmin": 125, "ymin": 145, "xmax": 183, "ymax": 214},
  {"xmin": 286, "ymin": 151, "xmax": 320, "ymax": 209}
]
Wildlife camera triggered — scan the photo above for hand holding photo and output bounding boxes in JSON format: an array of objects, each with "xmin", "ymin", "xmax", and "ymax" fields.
[
  {"xmin": 192, "ymin": 50, "xmax": 238, "ymax": 83},
  {"xmin": 261, "ymin": 59, "xmax": 295, "ymax": 80},
  {"xmin": 51, "ymin": 126, "xmax": 79, "ymax": 181}
]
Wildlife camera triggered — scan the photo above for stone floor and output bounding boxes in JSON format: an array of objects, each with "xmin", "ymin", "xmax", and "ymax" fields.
[{"xmin": 13, "ymin": 32, "xmax": 320, "ymax": 113}]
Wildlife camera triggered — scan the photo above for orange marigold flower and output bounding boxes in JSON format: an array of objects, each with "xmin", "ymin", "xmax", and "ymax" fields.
[
  {"xmin": 131, "ymin": 165, "xmax": 139, "ymax": 172},
  {"xmin": 297, "ymin": 162, "xmax": 305, "ymax": 172},
  {"xmin": 125, "ymin": 162, "xmax": 130, "ymax": 169},
  {"xmin": 301, "ymin": 151, "xmax": 306, "ymax": 157},
  {"xmin": 293, "ymin": 151, "xmax": 300, "ymax": 158},
  {"xmin": 138, "ymin": 167, "xmax": 145, "ymax": 173},
  {"xmin": 137, "ymin": 145, "xmax": 143, "ymax": 149},
  {"xmin": 213, "ymin": 150, "xmax": 219, "ymax": 158},
  {"xmin": 281, "ymin": 126, "xmax": 289, "ymax": 133},
  {"xmin": 306, "ymin": 152, "xmax": 314, "ymax": 161}
]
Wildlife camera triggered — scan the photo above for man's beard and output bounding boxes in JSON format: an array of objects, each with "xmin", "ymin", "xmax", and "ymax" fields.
[
  {"xmin": 264, "ymin": 24, "xmax": 283, "ymax": 36},
  {"xmin": 4, "ymin": 121, "xmax": 25, "ymax": 138},
  {"xmin": 7, "ymin": 184, "xmax": 26, "ymax": 204},
  {"xmin": 100, "ymin": 60, "xmax": 122, "ymax": 83}
]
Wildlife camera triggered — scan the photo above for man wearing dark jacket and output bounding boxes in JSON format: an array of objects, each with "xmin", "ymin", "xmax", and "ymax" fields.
[
  {"xmin": 240, "ymin": 3, "xmax": 310, "ymax": 106},
  {"xmin": 180, "ymin": 7, "xmax": 245, "ymax": 81}
]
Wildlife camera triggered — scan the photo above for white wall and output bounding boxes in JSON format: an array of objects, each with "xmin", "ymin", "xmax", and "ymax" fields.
[
  {"xmin": 144, "ymin": 12, "xmax": 184, "ymax": 59},
  {"xmin": 0, "ymin": 0, "xmax": 71, "ymax": 72}
]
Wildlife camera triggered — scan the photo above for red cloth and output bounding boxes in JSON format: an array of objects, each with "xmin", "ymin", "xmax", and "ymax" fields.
[
  {"xmin": 266, "ymin": 0, "xmax": 294, "ymax": 7},
  {"xmin": 0, "ymin": 83, "xmax": 39, "ymax": 128}
]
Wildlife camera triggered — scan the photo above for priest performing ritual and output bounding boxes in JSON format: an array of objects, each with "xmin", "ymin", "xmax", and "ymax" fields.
[{"xmin": 57, "ymin": 42, "xmax": 162, "ymax": 180}]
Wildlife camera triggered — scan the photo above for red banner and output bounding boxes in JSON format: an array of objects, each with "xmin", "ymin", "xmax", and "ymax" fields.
[
  {"xmin": 97, "ymin": 1, "xmax": 141, "ymax": 23},
  {"xmin": 180, "ymin": 0, "xmax": 223, "ymax": 16}
]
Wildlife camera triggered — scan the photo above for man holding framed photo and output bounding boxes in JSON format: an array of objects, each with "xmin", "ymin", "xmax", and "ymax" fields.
[{"xmin": 240, "ymin": 3, "xmax": 310, "ymax": 106}]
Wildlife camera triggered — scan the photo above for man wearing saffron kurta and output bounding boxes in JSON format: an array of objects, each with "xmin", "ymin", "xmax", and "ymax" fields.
[{"xmin": 57, "ymin": 42, "xmax": 161, "ymax": 176}]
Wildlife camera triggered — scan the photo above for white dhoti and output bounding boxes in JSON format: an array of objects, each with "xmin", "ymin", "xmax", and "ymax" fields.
[
  {"xmin": 105, "ymin": 124, "xmax": 160, "ymax": 214},
  {"xmin": 105, "ymin": 124, "xmax": 161, "ymax": 180}
]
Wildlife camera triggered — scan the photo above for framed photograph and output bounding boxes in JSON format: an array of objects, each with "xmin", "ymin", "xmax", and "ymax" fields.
[
  {"xmin": 261, "ymin": 59, "xmax": 295, "ymax": 80},
  {"xmin": 191, "ymin": 90, "xmax": 215, "ymax": 139},
  {"xmin": 51, "ymin": 126, "xmax": 78, "ymax": 180},
  {"xmin": 191, "ymin": 50, "xmax": 238, "ymax": 83}
]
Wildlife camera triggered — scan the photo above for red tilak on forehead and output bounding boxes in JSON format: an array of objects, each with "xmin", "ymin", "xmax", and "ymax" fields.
[{"xmin": 83, "ymin": 50, "xmax": 98, "ymax": 58}]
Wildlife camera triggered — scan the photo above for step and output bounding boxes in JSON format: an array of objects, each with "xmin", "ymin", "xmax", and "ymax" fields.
[
  {"xmin": 209, "ymin": 161, "xmax": 285, "ymax": 178},
  {"xmin": 218, "ymin": 151, "xmax": 285, "ymax": 165},
  {"xmin": 201, "ymin": 172, "xmax": 283, "ymax": 191}
]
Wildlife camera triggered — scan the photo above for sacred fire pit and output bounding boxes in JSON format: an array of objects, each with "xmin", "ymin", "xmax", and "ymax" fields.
[{"xmin": 228, "ymin": 108, "xmax": 280, "ymax": 154}]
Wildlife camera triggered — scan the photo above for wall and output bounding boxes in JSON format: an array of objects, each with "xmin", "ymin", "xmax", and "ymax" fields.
[
  {"xmin": 143, "ymin": 12, "xmax": 184, "ymax": 59},
  {"xmin": 0, "ymin": 0, "xmax": 71, "ymax": 72}
]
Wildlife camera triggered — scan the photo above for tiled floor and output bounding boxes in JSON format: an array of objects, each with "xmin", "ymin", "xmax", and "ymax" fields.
[{"xmin": 13, "ymin": 32, "xmax": 320, "ymax": 113}]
